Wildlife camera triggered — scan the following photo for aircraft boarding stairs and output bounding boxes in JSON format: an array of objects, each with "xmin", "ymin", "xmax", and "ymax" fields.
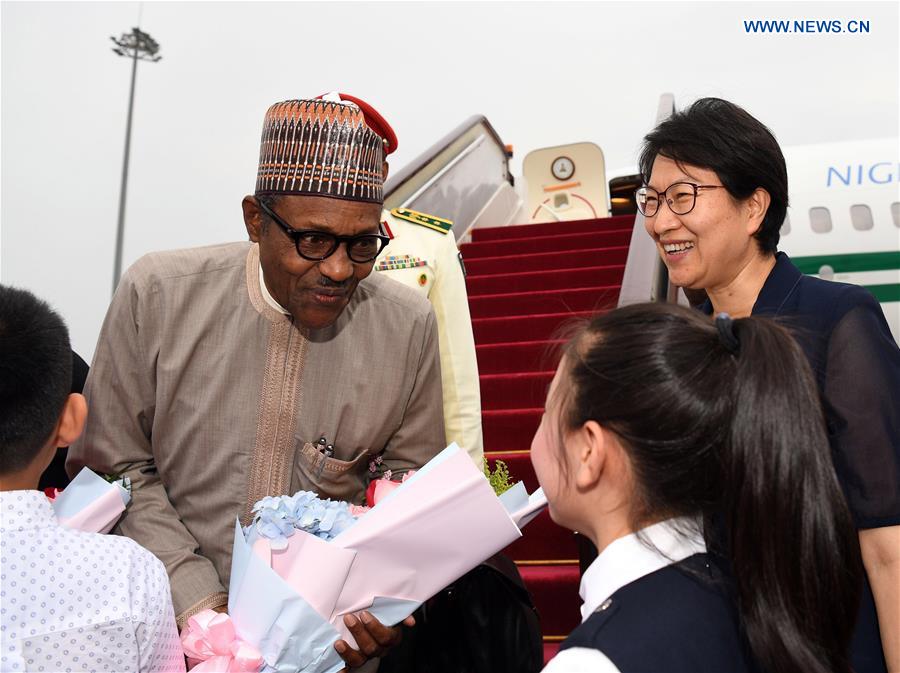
[
  {"xmin": 462, "ymin": 215, "xmax": 633, "ymax": 660},
  {"xmin": 384, "ymin": 104, "xmax": 672, "ymax": 663}
]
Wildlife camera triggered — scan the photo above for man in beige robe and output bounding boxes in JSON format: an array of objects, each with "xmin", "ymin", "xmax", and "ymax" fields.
[{"xmin": 67, "ymin": 97, "xmax": 445, "ymax": 639}]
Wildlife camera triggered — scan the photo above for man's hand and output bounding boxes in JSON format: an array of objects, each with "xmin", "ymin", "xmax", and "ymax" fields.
[{"xmin": 334, "ymin": 611, "xmax": 415, "ymax": 669}]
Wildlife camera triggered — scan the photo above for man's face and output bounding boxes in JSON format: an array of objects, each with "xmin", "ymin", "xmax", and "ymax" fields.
[{"xmin": 243, "ymin": 194, "xmax": 383, "ymax": 330}]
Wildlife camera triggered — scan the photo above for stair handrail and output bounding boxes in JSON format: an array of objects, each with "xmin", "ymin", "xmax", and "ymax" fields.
[
  {"xmin": 384, "ymin": 115, "xmax": 511, "ymax": 199},
  {"xmin": 617, "ymin": 93, "xmax": 678, "ymax": 307},
  {"xmin": 383, "ymin": 116, "xmax": 515, "ymax": 242}
]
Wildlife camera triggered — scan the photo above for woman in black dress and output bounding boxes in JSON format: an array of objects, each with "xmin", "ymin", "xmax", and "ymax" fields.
[{"xmin": 636, "ymin": 97, "xmax": 900, "ymax": 673}]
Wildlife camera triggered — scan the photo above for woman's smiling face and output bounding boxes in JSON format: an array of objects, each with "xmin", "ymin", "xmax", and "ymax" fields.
[{"xmin": 643, "ymin": 156, "xmax": 764, "ymax": 292}]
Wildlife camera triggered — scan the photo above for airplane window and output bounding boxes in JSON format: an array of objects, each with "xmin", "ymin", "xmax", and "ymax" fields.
[
  {"xmin": 850, "ymin": 204, "xmax": 874, "ymax": 231},
  {"xmin": 810, "ymin": 207, "xmax": 832, "ymax": 233},
  {"xmin": 781, "ymin": 213, "xmax": 791, "ymax": 236},
  {"xmin": 892, "ymin": 202, "xmax": 900, "ymax": 228}
]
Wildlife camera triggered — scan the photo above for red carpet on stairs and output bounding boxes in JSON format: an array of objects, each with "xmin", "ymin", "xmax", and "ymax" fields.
[
  {"xmin": 462, "ymin": 227, "xmax": 632, "ymax": 258},
  {"xmin": 466, "ymin": 263, "xmax": 625, "ymax": 295},
  {"xmin": 469, "ymin": 214, "xmax": 634, "ymax": 241},
  {"xmin": 470, "ymin": 285, "xmax": 621, "ymax": 319},
  {"xmin": 465, "ymin": 246, "xmax": 629, "ymax": 276},
  {"xmin": 476, "ymin": 340, "xmax": 563, "ymax": 375},
  {"xmin": 482, "ymin": 408, "xmax": 544, "ymax": 450},
  {"xmin": 463, "ymin": 215, "xmax": 631, "ymax": 665},
  {"xmin": 473, "ymin": 310, "xmax": 598, "ymax": 344}
]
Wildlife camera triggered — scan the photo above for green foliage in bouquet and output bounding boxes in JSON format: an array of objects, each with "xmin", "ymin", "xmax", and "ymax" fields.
[
  {"xmin": 483, "ymin": 457, "xmax": 516, "ymax": 496},
  {"xmin": 101, "ymin": 472, "xmax": 132, "ymax": 496}
]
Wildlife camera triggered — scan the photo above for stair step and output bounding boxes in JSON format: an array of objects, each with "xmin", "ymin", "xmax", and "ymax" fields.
[
  {"xmin": 483, "ymin": 408, "xmax": 543, "ymax": 453},
  {"xmin": 520, "ymin": 564, "xmax": 583, "ymax": 638},
  {"xmin": 477, "ymin": 340, "xmax": 563, "ymax": 375},
  {"xmin": 470, "ymin": 215, "xmax": 635, "ymax": 242},
  {"xmin": 503, "ymin": 509, "xmax": 578, "ymax": 562},
  {"xmin": 480, "ymin": 371, "xmax": 555, "ymax": 410},
  {"xmin": 466, "ymin": 265, "xmax": 625, "ymax": 295},
  {"xmin": 473, "ymin": 311, "xmax": 595, "ymax": 345},
  {"xmin": 461, "ymin": 228, "xmax": 632, "ymax": 259},
  {"xmin": 543, "ymin": 643, "xmax": 561, "ymax": 666},
  {"xmin": 464, "ymin": 246, "xmax": 629, "ymax": 277},
  {"xmin": 465, "ymin": 215, "xmax": 631, "ymax": 656},
  {"xmin": 469, "ymin": 286, "xmax": 620, "ymax": 319}
]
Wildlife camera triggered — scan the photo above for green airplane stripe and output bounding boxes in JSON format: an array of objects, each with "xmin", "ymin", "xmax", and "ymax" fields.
[
  {"xmin": 792, "ymin": 251, "xmax": 900, "ymax": 275},
  {"xmin": 863, "ymin": 283, "xmax": 900, "ymax": 303}
]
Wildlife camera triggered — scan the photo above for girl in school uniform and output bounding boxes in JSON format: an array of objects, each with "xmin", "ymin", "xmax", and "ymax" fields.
[{"xmin": 535, "ymin": 302, "xmax": 862, "ymax": 673}]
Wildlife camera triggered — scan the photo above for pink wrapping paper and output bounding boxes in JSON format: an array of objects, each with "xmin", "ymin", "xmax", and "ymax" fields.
[
  {"xmin": 56, "ymin": 486, "xmax": 125, "ymax": 534},
  {"xmin": 245, "ymin": 444, "xmax": 538, "ymax": 649}
]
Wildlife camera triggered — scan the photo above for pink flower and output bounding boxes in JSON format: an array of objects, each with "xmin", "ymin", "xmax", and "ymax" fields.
[
  {"xmin": 365, "ymin": 470, "xmax": 417, "ymax": 507},
  {"xmin": 348, "ymin": 504, "xmax": 370, "ymax": 517}
]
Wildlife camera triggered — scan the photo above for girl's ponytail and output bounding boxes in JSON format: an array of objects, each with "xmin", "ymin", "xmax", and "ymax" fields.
[{"xmin": 719, "ymin": 314, "xmax": 862, "ymax": 673}]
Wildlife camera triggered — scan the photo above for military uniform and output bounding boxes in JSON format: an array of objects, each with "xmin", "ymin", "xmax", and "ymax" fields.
[{"xmin": 376, "ymin": 207, "xmax": 484, "ymax": 465}]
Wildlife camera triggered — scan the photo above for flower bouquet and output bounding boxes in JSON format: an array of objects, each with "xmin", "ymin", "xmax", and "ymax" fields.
[
  {"xmin": 182, "ymin": 443, "xmax": 546, "ymax": 673},
  {"xmin": 47, "ymin": 467, "xmax": 131, "ymax": 534}
]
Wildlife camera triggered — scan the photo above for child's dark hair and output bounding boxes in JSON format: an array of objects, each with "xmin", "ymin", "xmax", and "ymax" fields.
[
  {"xmin": 0, "ymin": 285, "xmax": 72, "ymax": 474},
  {"xmin": 638, "ymin": 97, "xmax": 788, "ymax": 254},
  {"xmin": 557, "ymin": 302, "xmax": 861, "ymax": 673}
]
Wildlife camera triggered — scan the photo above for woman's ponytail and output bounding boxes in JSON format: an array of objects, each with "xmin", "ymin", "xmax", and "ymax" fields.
[{"xmin": 719, "ymin": 315, "xmax": 862, "ymax": 673}]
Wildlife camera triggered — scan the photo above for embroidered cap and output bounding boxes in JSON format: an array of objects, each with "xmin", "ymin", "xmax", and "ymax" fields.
[{"xmin": 254, "ymin": 98, "xmax": 387, "ymax": 203}]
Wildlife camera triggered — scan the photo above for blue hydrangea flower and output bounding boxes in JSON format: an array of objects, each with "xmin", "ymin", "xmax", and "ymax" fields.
[{"xmin": 248, "ymin": 490, "xmax": 359, "ymax": 547}]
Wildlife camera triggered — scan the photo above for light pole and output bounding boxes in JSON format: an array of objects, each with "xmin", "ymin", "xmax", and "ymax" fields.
[{"xmin": 110, "ymin": 27, "xmax": 161, "ymax": 295}]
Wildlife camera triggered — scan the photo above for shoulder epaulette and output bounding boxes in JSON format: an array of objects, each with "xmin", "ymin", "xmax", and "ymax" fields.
[{"xmin": 391, "ymin": 207, "xmax": 453, "ymax": 235}]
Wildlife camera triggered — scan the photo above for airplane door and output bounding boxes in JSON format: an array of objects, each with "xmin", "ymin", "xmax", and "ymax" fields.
[{"xmin": 522, "ymin": 142, "xmax": 609, "ymax": 223}]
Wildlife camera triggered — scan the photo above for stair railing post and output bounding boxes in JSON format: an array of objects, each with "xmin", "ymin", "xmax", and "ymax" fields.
[{"xmin": 617, "ymin": 93, "xmax": 677, "ymax": 307}]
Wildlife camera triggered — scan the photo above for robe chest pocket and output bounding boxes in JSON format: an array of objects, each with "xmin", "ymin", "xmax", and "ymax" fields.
[
  {"xmin": 292, "ymin": 440, "xmax": 370, "ymax": 504},
  {"xmin": 21, "ymin": 618, "xmax": 139, "ymax": 672}
]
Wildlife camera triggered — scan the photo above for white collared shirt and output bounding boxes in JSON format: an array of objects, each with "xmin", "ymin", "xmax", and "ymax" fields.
[
  {"xmin": 0, "ymin": 490, "xmax": 186, "ymax": 673},
  {"xmin": 541, "ymin": 517, "xmax": 706, "ymax": 673},
  {"xmin": 259, "ymin": 264, "xmax": 290, "ymax": 315}
]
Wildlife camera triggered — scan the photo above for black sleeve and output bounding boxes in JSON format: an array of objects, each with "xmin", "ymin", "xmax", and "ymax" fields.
[{"xmin": 823, "ymin": 291, "xmax": 900, "ymax": 529}]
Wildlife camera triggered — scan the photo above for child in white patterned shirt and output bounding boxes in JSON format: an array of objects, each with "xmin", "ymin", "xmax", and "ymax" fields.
[{"xmin": 0, "ymin": 284, "xmax": 186, "ymax": 673}]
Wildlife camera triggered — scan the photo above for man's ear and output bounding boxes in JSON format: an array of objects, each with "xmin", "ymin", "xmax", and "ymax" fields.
[
  {"xmin": 382, "ymin": 161, "xmax": 389, "ymax": 181},
  {"xmin": 242, "ymin": 195, "xmax": 263, "ymax": 242},
  {"xmin": 744, "ymin": 187, "xmax": 771, "ymax": 236},
  {"xmin": 574, "ymin": 420, "xmax": 608, "ymax": 491},
  {"xmin": 54, "ymin": 393, "xmax": 87, "ymax": 448}
]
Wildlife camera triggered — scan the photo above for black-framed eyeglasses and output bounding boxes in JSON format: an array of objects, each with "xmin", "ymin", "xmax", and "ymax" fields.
[
  {"xmin": 635, "ymin": 182, "xmax": 724, "ymax": 217},
  {"xmin": 256, "ymin": 198, "xmax": 390, "ymax": 263}
]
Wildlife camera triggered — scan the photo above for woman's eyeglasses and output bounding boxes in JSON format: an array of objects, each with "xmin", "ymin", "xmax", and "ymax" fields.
[{"xmin": 635, "ymin": 182, "xmax": 724, "ymax": 217}]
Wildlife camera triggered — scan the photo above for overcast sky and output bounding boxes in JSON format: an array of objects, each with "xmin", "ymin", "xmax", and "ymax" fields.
[{"xmin": 2, "ymin": 0, "xmax": 898, "ymax": 359}]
